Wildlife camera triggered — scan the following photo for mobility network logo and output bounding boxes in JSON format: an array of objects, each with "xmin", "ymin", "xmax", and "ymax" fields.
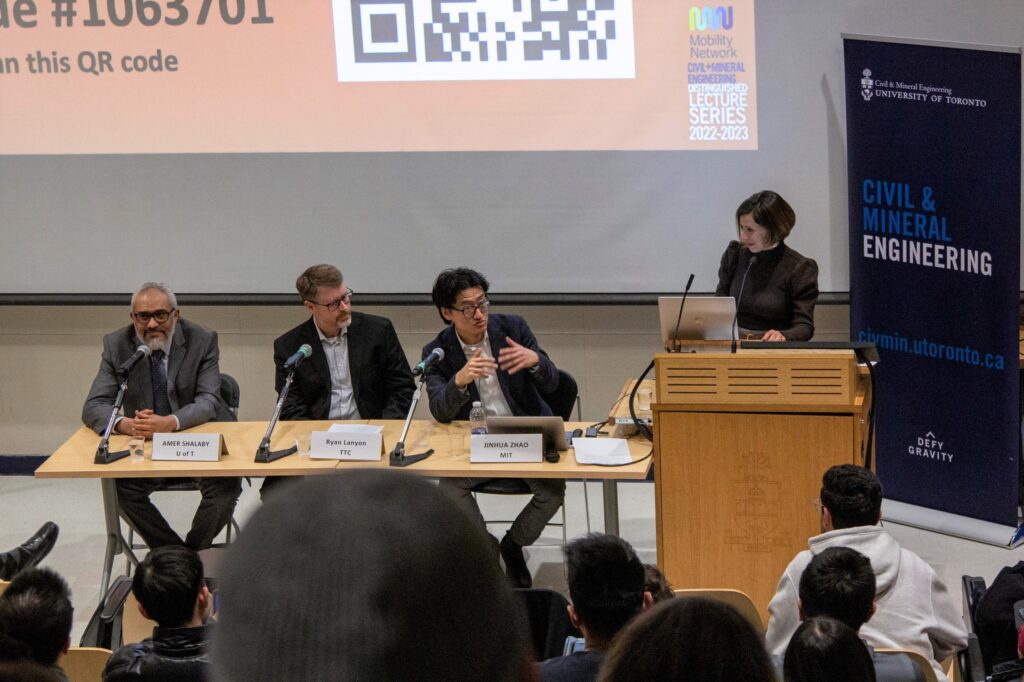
[{"xmin": 689, "ymin": 6, "xmax": 734, "ymax": 31}]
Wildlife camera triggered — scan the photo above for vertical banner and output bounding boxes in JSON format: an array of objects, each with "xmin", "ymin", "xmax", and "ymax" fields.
[{"xmin": 844, "ymin": 36, "xmax": 1021, "ymax": 528}]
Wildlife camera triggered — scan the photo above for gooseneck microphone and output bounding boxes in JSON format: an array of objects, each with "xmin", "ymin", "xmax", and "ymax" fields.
[
  {"xmin": 413, "ymin": 348, "xmax": 445, "ymax": 377},
  {"xmin": 669, "ymin": 274, "xmax": 696, "ymax": 352},
  {"xmin": 731, "ymin": 255, "xmax": 757, "ymax": 353},
  {"xmin": 283, "ymin": 344, "xmax": 312, "ymax": 370},
  {"xmin": 118, "ymin": 345, "xmax": 152, "ymax": 374},
  {"xmin": 256, "ymin": 344, "xmax": 312, "ymax": 463}
]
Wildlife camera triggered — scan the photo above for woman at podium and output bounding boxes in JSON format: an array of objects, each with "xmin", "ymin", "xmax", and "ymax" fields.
[{"xmin": 716, "ymin": 190, "xmax": 819, "ymax": 341}]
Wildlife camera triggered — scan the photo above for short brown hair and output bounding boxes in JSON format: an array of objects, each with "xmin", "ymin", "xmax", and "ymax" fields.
[
  {"xmin": 735, "ymin": 190, "xmax": 796, "ymax": 244},
  {"xmin": 296, "ymin": 264, "xmax": 342, "ymax": 302}
]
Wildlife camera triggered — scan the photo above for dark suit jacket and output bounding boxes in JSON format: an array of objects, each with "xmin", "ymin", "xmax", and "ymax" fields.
[
  {"xmin": 81, "ymin": 318, "xmax": 232, "ymax": 433},
  {"xmin": 422, "ymin": 313, "xmax": 559, "ymax": 423},
  {"xmin": 274, "ymin": 313, "xmax": 414, "ymax": 420}
]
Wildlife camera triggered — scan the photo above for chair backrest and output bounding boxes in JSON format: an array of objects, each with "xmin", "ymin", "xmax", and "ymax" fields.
[
  {"xmin": 541, "ymin": 370, "xmax": 580, "ymax": 422},
  {"xmin": 875, "ymin": 648, "xmax": 939, "ymax": 682},
  {"xmin": 512, "ymin": 588, "xmax": 581, "ymax": 661},
  {"xmin": 122, "ymin": 592, "xmax": 155, "ymax": 646},
  {"xmin": 60, "ymin": 646, "xmax": 113, "ymax": 682},
  {"xmin": 219, "ymin": 373, "xmax": 241, "ymax": 417},
  {"xmin": 673, "ymin": 588, "xmax": 764, "ymax": 636}
]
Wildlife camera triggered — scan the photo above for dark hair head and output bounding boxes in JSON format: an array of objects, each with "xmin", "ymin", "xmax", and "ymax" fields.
[
  {"xmin": 0, "ymin": 568, "xmax": 73, "ymax": 666},
  {"xmin": 643, "ymin": 564, "xmax": 674, "ymax": 604},
  {"xmin": 799, "ymin": 547, "xmax": 875, "ymax": 630},
  {"xmin": 564, "ymin": 534, "xmax": 645, "ymax": 643},
  {"xmin": 735, "ymin": 190, "xmax": 796, "ymax": 243},
  {"xmin": 783, "ymin": 616, "xmax": 877, "ymax": 682},
  {"xmin": 213, "ymin": 469, "xmax": 527, "ymax": 681},
  {"xmin": 132, "ymin": 546, "xmax": 205, "ymax": 629},
  {"xmin": 295, "ymin": 264, "xmax": 343, "ymax": 302},
  {"xmin": 431, "ymin": 268, "xmax": 490, "ymax": 324},
  {"xmin": 820, "ymin": 465, "xmax": 883, "ymax": 529},
  {"xmin": 0, "ymin": 658, "xmax": 64, "ymax": 682},
  {"xmin": 598, "ymin": 597, "xmax": 774, "ymax": 682}
]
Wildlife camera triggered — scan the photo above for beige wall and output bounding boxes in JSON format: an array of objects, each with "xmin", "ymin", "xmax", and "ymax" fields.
[{"xmin": 0, "ymin": 304, "xmax": 852, "ymax": 455}]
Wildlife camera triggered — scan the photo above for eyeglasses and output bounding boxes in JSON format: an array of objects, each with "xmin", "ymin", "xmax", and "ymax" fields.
[
  {"xmin": 449, "ymin": 300, "xmax": 490, "ymax": 318},
  {"xmin": 131, "ymin": 309, "xmax": 176, "ymax": 324},
  {"xmin": 309, "ymin": 291, "xmax": 354, "ymax": 312},
  {"xmin": 811, "ymin": 499, "xmax": 824, "ymax": 513}
]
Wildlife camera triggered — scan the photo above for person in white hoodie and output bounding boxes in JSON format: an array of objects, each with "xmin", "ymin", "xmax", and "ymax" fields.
[{"xmin": 764, "ymin": 464, "xmax": 967, "ymax": 681}]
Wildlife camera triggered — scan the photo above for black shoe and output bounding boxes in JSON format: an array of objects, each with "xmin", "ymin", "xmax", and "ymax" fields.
[
  {"xmin": 0, "ymin": 522, "xmax": 59, "ymax": 580},
  {"xmin": 499, "ymin": 534, "xmax": 532, "ymax": 589}
]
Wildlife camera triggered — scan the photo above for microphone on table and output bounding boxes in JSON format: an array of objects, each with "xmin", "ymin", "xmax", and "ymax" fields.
[
  {"xmin": 117, "ymin": 345, "xmax": 152, "ymax": 375},
  {"xmin": 731, "ymin": 255, "xmax": 757, "ymax": 354},
  {"xmin": 255, "ymin": 344, "xmax": 312, "ymax": 463},
  {"xmin": 282, "ymin": 344, "xmax": 312, "ymax": 370},
  {"xmin": 97, "ymin": 346, "xmax": 152, "ymax": 464},
  {"xmin": 413, "ymin": 348, "xmax": 445, "ymax": 377},
  {"xmin": 668, "ymin": 274, "xmax": 696, "ymax": 352}
]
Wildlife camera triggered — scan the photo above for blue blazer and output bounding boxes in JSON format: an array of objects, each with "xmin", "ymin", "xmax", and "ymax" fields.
[{"xmin": 422, "ymin": 313, "xmax": 559, "ymax": 423}]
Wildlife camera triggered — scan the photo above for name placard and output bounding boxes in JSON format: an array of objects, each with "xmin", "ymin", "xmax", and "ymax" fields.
[
  {"xmin": 310, "ymin": 430, "xmax": 383, "ymax": 461},
  {"xmin": 152, "ymin": 433, "xmax": 225, "ymax": 462},
  {"xmin": 470, "ymin": 434, "xmax": 543, "ymax": 463}
]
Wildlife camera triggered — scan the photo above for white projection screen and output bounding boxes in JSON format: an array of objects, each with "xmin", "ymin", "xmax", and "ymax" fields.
[{"xmin": 0, "ymin": 0, "xmax": 1020, "ymax": 295}]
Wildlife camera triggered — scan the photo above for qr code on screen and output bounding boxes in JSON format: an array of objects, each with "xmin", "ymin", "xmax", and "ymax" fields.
[{"xmin": 332, "ymin": 0, "xmax": 635, "ymax": 82}]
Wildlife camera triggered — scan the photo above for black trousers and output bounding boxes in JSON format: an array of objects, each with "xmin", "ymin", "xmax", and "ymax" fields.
[
  {"xmin": 116, "ymin": 477, "xmax": 242, "ymax": 550},
  {"xmin": 439, "ymin": 477, "xmax": 566, "ymax": 547}
]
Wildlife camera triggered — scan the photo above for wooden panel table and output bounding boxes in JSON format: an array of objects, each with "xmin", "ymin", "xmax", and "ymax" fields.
[{"xmin": 37, "ymin": 420, "xmax": 652, "ymax": 597}]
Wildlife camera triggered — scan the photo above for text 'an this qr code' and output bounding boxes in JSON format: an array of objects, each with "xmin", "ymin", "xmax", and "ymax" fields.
[{"xmin": 332, "ymin": 0, "xmax": 636, "ymax": 82}]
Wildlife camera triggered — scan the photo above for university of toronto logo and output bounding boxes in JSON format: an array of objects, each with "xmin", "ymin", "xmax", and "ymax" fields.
[{"xmin": 861, "ymin": 68, "xmax": 874, "ymax": 101}]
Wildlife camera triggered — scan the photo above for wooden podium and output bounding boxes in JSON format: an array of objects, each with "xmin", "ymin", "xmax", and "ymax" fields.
[{"xmin": 653, "ymin": 350, "xmax": 870, "ymax": 622}]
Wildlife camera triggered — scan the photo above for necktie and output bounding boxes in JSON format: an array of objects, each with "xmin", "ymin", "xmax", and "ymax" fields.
[{"xmin": 151, "ymin": 350, "xmax": 172, "ymax": 416}]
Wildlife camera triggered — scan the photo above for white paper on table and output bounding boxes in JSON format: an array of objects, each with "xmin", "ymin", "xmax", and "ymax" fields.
[
  {"xmin": 328, "ymin": 424, "xmax": 384, "ymax": 434},
  {"xmin": 573, "ymin": 438, "xmax": 633, "ymax": 465}
]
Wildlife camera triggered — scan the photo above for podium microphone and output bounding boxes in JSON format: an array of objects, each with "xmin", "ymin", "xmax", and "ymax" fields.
[
  {"xmin": 668, "ymin": 274, "xmax": 696, "ymax": 352},
  {"xmin": 731, "ymin": 255, "xmax": 757, "ymax": 353}
]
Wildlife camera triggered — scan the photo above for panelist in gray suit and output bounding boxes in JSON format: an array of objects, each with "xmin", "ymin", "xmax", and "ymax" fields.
[{"xmin": 82, "ymin": 282, "xmax": 241, "ymax": 550}]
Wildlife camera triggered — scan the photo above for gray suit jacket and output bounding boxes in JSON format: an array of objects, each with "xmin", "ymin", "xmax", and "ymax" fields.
[{"xmin": 81, "ymin": 318, "xmax": 229, "ymax": 433}]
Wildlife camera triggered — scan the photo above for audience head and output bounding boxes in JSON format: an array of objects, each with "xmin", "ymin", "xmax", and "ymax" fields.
[
  {"xmin": 213, "ymin": 469, "xmax": 527, "ymax": 681},
  {"xmin": 0, "ymin": 568, "xmax": 73, "ymax": 667},
  {"xmin": 643, "ymin": 564, "xmax": 674, "ymax": 604},
  {"xmin": 431, "ymin": 267, "xmax": 490, "ymax": 327},
  {"xmin": 799, "ymin": 547, "xmax": 876, "ymax": 630},
  {"xmin": 819, "ymin": 465, "xmax": 883, "ymax": 531},
  {"xmin": 735, "ymin": 190, "xmax": 796, "ymax": 245},
  {"xmin": 599, "ymin": 597, "xmax": 775, "ymax": 682},
  {"xmin": 0, "ymin": 659, "xmax": 64, "ymax": 681},
  {"xmin": 564, "ymin": 534, "xmax": 648, "ymax": 647},
  {"xmin": 132, "ymin": 546, "xmax": 209, "ymax": 629},
  {"xmin": 783, "ymin": 616, "xmax": 876, "ymax": 682}
]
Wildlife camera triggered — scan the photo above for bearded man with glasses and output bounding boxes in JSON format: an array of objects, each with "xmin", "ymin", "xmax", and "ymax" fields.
[
  {"xmin": 421, "ymin": 267, "xmax": 566, "ymax": 588},
  {"xmin": 81, "ymin": 282, "xmax": 240, "ymax": 550},
  {"xmin": 260, "ymin": 264, "xmax": 415, "ymax": 499}
]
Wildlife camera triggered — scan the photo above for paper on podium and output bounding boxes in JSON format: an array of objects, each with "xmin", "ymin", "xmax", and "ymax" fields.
[
  {"xmin": 328, "ymin": 424, "xmax": 384, "ymax": 434},
  {"xmin": 573, "ymin": 438, "xmax": 632, "ymax": 465}
]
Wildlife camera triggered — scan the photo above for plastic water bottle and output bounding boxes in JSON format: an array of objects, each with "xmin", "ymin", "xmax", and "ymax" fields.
[{"xmin": 470, "ymin": 401, "xmax": 487, "ymax": 434}]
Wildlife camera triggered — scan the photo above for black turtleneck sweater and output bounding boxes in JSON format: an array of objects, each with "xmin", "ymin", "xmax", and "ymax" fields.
[{"xmin": 715, "ymin": 240, "xmax": 819, "ymax": 341}]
